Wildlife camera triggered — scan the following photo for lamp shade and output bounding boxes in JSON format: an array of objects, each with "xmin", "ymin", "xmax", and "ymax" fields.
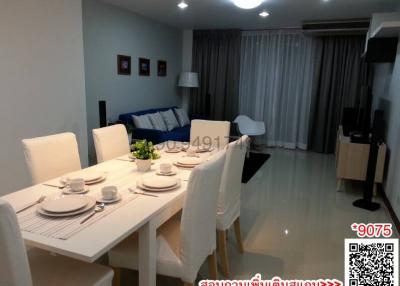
[{"xmin": 178, "ymin": 72, "xmax": 199, "ymax": 88}]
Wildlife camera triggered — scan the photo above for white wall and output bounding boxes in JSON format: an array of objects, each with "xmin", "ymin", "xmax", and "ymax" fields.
[
  {"xmin": 82, "ymin": 0, "xmax": 183, "ymax": 159},
  {"xmin": 372, "ymin": 37, "xmax": 400, "ymax": 218},
  {"xmin": 0, "ymin": 0, "xmax": 88, "ymax": 196}
]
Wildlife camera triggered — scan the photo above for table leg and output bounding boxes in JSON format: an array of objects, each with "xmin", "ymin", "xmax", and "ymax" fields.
[
  {"xmin": 337, "ymin": 179, "xmax": 343, "ymax": 192},
  {"xmin": 138, "ymin": 220, "xmax": 156, "ymax": 286}
]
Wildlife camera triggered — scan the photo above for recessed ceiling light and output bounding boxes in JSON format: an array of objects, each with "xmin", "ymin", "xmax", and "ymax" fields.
[
  {"xmin": 259, "ymin": 11, "xmax": 269, "ymax": 17},
  {"xmin": 178, "ymin": 1, "xmax": 188, "ymax": 9},
  {"xmin": 233, "ymin": 0, "xmax": 263, "ymax": 10}
]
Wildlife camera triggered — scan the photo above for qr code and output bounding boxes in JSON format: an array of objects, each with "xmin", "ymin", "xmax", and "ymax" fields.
[{"xmin": 345, "ymin": 239, "xmax": 399, "ymax": 286}]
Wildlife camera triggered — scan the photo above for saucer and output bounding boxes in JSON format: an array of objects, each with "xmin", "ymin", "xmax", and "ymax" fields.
[
  {"xmin": 156, "ymin": 170, "xmax": 177, "ymax": 176},
  {"xmin": 96, "ymin": 193, "xmax": 122, "ymax": 204},
  {"xmin": 62, "ymin": 186, "xmax": 90, "ymax": 195}
]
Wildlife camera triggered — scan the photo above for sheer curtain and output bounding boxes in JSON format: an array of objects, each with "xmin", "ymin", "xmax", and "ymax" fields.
[{"xmin": 239, "ymin": 30, "xmax": 318, "ymax": 149}]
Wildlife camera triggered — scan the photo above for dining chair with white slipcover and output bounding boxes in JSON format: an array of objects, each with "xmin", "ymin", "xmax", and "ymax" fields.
[
  {"xmin": 216, "ymin": 135, "xmax": 250, "ymax": 277},
  {"xmin": 108, "ymin": 150, "xmax": 227, "ymax": 286},
  {"xmin": 190, "ymin": 120, "xmax": 231, "ymax": 149},
  {"xmin": 92, "ymin": 124, "xmax": 130, "ymax": 163},
  {"xmin": 0, "ymin": 199, "xmax": 114, "ymax": 286},
  {"xmin": 22, "ymin": 133, "xmax": 82, "ymax": 185}
]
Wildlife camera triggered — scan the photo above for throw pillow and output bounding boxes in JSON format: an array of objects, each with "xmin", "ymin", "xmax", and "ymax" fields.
[
  {"xmin": 132, "ymin": 114, "xmax": 153, "ymax": 129},
  {"xmin": 174, "ymin": 108, "xmax": 190, "ymax": 127},
  {"xmin": 148, "ymin": 112, "xmax": 168, "ymax": 131},
  {"xmin": 160, "ymin": 109, "xmax": 180, "ymax": 131}
]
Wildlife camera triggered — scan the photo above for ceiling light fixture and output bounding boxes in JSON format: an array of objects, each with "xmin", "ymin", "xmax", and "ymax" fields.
[
  {"xmin": 178, "ymin": 1, "xmax": 188, "ymax": 9},
  {"xmin": 259, "ymin": 11, "xmax": 269, "ymax": 17},
  {"xmin": 233, "ymin": 0, "xmax": 263, "ymax": 9}
]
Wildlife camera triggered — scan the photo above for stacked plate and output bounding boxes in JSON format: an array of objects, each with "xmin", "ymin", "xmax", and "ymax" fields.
[
  {"xmin": 37, "ymin": 196, "xmax": 96, "ymax": 217},
  {"xmin": 165, "ymin": 148, "xmax": 181, "ymax": 153},
  {"xmin": 174, "ymin": 157, "xmax": 203, "ymax": 168},
  {"xmin": 194, "ymin": 145, "xmax": 214, "ymax": 153},
  {"xmin": 61, "ymin": 171, "xmax": 106, "ymax": 186},
  {"xmin": 137, "ymin": 176, "xmax": 181, "ymax": 192}
]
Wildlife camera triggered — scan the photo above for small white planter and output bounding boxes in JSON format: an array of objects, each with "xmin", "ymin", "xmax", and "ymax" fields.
[{"xmin": 136, "ymin": 159, "xmax": 152, "ymax": 172}]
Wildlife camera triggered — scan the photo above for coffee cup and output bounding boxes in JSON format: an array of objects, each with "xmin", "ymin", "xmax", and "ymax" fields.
[
  {"xmin": 69, "ymin": 178, "xmax": 85, "ymax": 192},
  {"xmin": 186, "ymin": 148, "xmax": 197, "ymax": 157},
  {"xmin": 160, "ymin": 163, "xmax": 172, "ymax": 174},
  {"xmin": 101, "ymin": 186, "xmax": 118, "ymax": 200}
]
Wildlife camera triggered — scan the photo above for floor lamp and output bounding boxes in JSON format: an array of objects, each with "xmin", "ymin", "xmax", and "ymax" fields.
[{"xmin": 178, "ymin": 72, "xmax": 199, "ymax": 111}]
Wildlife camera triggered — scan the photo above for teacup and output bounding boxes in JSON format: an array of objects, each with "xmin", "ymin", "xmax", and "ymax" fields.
[
  {"xmin": 186, "ymin": 148, "xmax": 197, "ymax": 157},
  {"xmin": 69, "ymin": 178, "xmax": 85, "ymax": 192},
  {"xmin": 160, "ymin": 163, "xmax": 172, "ymax": 174},
  {"xmin": 101, "ymin": 186, "xmax": 118, "ymax": 200}
]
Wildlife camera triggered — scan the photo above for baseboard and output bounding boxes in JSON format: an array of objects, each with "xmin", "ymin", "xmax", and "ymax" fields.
[{"xmin": 378, "ymin": 184, "xmax": 400, "ymax": 235}]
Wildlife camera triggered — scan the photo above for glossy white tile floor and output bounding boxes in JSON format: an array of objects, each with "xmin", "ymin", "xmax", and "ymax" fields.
[
  {"xmin": 121, "ymin": 148, "xmax": 399, "ymax": 285},
  {"xmin": 224, "ymin": 148, "xmax": 398, "ymax": 281}
]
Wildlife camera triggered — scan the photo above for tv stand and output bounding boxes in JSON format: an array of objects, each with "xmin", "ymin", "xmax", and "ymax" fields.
[{"xmin": 335, "ymin": 126, "xmax": 386, "ymax": 195}]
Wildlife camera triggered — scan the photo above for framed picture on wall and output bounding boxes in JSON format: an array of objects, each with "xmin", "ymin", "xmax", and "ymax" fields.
[
  {"xmin": 157, "ymin": 60, "xmax": 167, "ymax": 77},
  {"xmin": 117, "ymin": 55, "xmax": 131, "ymax": 75},
  {"xmin": 139, "ymin": 58, "xmax": 150, "ymax": 76}
]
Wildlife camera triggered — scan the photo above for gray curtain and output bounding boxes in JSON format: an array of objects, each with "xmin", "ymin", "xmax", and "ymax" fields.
[
  {"xmin": 308, "ymin": 35, "xmax": 371, "ymax": 153},
  {"xmin": 190, "ymin": 30, "xmax": 241, "ymax": 121}
]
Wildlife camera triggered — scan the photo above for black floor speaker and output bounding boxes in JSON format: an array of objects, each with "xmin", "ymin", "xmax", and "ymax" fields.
[
  {"xmin": 99, "ymin": 101, "xmax": 107, "ymax": 128},
  {"xmin": 353, "ymin": 110, "xmax": 384, "ymax": 211}
]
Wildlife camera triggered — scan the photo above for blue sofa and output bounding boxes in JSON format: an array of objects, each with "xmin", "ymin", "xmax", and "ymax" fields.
[{"xmin": 119, "ymin": 107, "xmax": 190, "ymax": 144}]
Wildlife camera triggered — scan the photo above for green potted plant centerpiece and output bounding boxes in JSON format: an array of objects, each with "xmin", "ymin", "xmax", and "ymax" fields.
[{"xmin": 132, "ymin": 140, "xmax": 160, "ymax": 172}]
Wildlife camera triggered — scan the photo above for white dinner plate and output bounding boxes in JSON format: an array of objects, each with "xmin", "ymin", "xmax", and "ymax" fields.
[
  {"xmin": 195, "ymin": 146, "xmax": 214, "ymax": 153},
  {"xmin": 62, "ymin": 170, "xmax": 103, "ymax": 182},
  {"xmin": 96, "ymin": 193, "xmax": 122, "ymax": 204},
  {"xmin": 41, "ymin": 196, "xmax": 89, "ymax": 213},
  {"xmin": 137, "ymin": 179, "xmax": 181, "ymax": 192},
  {"xmin": 165, "ymin": 148, "xmax": 181, "ymax": 153},
  {"xmin": 173, "ymin": 162, "xmax": 196, "ymax": 169},
  {"xmin": 176, "ymin": 157, "xmax": 202, "ymax": 166},
  {"xmin": 61, "ymin": 172, "xmax": 106, "ymax": 185},
  {"xmin": 37, "ymin": 196, "xmax": 96, "ymax": 217},
  {"xmin": 142, "ymin": 176, "xmax": 178, "ymax": 189}
]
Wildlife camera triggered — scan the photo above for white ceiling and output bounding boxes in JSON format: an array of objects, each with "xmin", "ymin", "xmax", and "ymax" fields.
[{"xmin": 102, "ymin": 0, "xmax": 398, "ymax": 30}]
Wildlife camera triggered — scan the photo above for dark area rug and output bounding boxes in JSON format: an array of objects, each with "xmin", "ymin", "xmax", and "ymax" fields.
[{"xmin": 242, "ymin": 152, "xmax": 271, "ymax": 183}]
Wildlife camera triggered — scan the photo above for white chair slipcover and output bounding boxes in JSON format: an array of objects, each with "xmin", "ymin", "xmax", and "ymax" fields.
[
  {"xmin": 109, "ymin": 150, "xmax": 227, "ymax": 284},
  {"xmin": 217, "ymin": 135, "xmax": 250, "ymax": 230},
  {"xmin": 190, "ymin": 120, "xmax": 231, "ymax": 149},
  {"xmin": 92, "ymin": 124, "xmax": 130, "ymax": 163},
  {"xmin": 0, "ymin": 199, "xmax": 114, "ymax": 286},
  {"xmin": 22, "ymin": 133, "xmax": 82, "ymax": 185},
  {"xmin": 234, "ymin": 115, "xmax": 265, "ymax": 137}
]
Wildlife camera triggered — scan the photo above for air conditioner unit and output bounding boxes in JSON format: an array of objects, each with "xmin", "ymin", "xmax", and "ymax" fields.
[
  {"xmin": 364, "ymin": 13, "xmax": 400, "ymax": 63},
  {"xmin": 302, "ymin": 19, "xmax": 370, "ymax": 35}
]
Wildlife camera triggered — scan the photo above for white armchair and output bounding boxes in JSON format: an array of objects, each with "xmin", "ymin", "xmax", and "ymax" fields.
[{"xmin": 234, "ymin": 115, "xmax": 265, "ymax": 137}]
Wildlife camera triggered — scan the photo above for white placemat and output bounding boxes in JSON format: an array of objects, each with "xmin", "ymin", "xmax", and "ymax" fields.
[{"xmin": 17, "ymin": 192, "xmax": 138, "ymax": 240}]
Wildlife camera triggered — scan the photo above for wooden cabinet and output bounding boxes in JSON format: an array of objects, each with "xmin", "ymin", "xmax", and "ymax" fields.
[{"xmin": 335, "ymin": 126, "xmax": 386, "ymax": 193}]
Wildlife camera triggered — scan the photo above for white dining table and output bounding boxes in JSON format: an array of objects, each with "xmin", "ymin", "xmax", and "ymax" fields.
[{"xmin": 1, "ymin": 143, "xmax": 216, "ymax": 286}]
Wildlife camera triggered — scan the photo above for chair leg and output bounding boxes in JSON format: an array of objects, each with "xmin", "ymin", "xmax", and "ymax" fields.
[
  {"xmin": 234, "ymin": 217, "xmax": 244, "ymax": 253},
  {"xmin": 217, "ymin": 230, "xmax": 230, "ymax": 278},
  {"xmin": 208, "ymin": 251, "xmax": 218, "ymax": 280},
  {"xmin": 112, "ymin": 267, "xmax": 121, "ymax": 286}
]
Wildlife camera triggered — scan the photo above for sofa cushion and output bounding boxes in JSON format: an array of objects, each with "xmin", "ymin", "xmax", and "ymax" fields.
[
  {"xmin": 174, "ymin": 108, "xmax": 190, "ymax": 127},
  {"xmin": 132, "ymin": 114, "xmax": 153, "ymax": 129},
  {"xmin": 160, "ymin": 109, "xmax": 180, "ymax": 131},
  {"xmin": 148, "ymin": 113, "xmax": 168, "ymax": 131}
]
